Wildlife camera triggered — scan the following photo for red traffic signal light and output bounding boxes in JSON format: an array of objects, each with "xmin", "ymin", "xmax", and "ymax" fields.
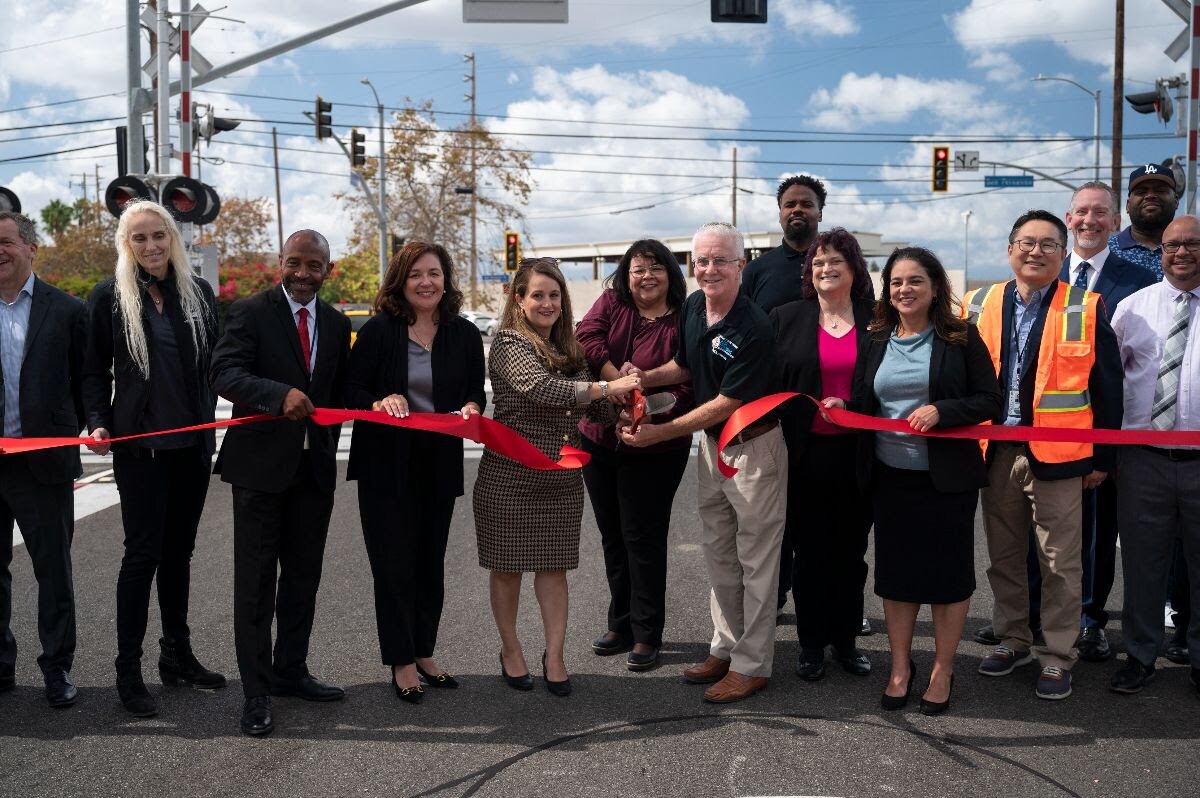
[
  {"xmin": 504, "ymin": 231, "xmax": 520, "ymax": 272},
  {"xmin": 104, "ymin": 176, "xmax": 154, "ymax": 218},
  {"xmin": 161, "ymin": 176, "xmax": 221, "ymax": 224},
  {"xmin": 932, "ymin": 146, "xmax": 950, "ymax": 193}
]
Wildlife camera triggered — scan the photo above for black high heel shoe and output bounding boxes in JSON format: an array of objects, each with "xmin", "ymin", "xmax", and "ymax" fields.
[
  {"xmin": 500, "ymin": 652, "xmax": 533, "ymax": 691},
  {"xmin": 919, "ymin": 674, "xmax": 954, "ymax": 716},
  {"xmin": 393, "ymin": 666, "xmax": 424, "ymax": 705},
  {"xmin": 416, "ymin": 661, "xmax": 459, "ymax": 689},
  {"xmin": 880, "ymin": 659, "xmax": 916, "ymax": 711},
  {"xmin": 542, "ymin": 651, "xmax": 572, "ymax": 697}
]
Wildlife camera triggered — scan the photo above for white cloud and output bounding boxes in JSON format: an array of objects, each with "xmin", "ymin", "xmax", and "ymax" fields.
[
  {"xmin": 776, "ymin": 0, "xmax": 860, "ymax": 38},
  {"xmin": 806, "ymin": 72, "xmax": 992, "ymax": 129}
]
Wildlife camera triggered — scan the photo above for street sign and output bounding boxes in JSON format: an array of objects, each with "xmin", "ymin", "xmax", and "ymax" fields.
[
  {"xmin": 481, "ymin": 273, "xmax": 510, "ymax": 282},
  {"xmin": 955, "ymin": 150, "xmax": 980, "ymax": 171},
  {"xmin": 984, "ymin": 175, "xmax": 1034, "ymax": 188},
  {"xmin": 1163, "ymin": 0, "xmax": 1190, "ymax": 61},
  {"xmin": 463, "ymin": 1, "xmax": 568, "ymax": 22},
  {"xmin": 141, "ymin": 4, "xmax": 213, "ymax": 77}
]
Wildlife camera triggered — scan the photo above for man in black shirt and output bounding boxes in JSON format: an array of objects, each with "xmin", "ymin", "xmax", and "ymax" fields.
[
  {"xmin": 621, "ymin": 222, "xmax": 786, "ymax": 704},
  {"xmin": 741, "ymin": 175, "xmax": 827, "ymax": 314}
]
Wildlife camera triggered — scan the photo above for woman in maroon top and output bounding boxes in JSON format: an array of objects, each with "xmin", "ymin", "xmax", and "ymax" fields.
[
  {"xmin": 769, "ymin": 228, "xmax": 876, "ymax": 683},
  {"xmin": 577, "ymin": 239, "xmax": 693, "ymax": 671}
]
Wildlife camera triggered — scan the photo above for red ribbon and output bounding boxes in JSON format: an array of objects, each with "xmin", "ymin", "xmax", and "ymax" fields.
[
  {"xmin": 0, "ymin": 410, "xmax": 589, "ymax": 471},
  {"xmin": 715, "ymin": 392, "xmax": 1200, "ymax": 478}
]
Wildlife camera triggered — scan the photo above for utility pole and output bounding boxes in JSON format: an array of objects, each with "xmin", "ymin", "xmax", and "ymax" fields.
[
  {"xmin": 465, "ymin": 52, "xmax": 478, "ymax": 307},
  {"xmin": 731, "ymin": 147, "xmax": 738, "ymax": 227},
  {"xmin": 272, "ymin": 127, "xmax": 283, "ymax": 252},
  {"xmin": 94, "ymin": 165, "xmax": 102, "ymax": 206},
  {"xmin": 1112, "ymin": 0, "xmax": 1125, "ymax": 194}
]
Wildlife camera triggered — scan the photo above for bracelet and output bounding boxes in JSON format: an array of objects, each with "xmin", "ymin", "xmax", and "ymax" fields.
[{"xmin": 598, "ymin": 380, "xmax": 609, "ymax": 399}]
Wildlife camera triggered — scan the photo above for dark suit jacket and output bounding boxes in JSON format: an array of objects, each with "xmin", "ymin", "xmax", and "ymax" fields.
[
  {"xmin": 987, "ymin": 280, "xmax": 1123, "ymax": 479},
  {"xmin": 769, "ymin": 297, "xmax": 875, "ymax": 460},
  {"xmin": 849, "ymin": 323, "xmax": 1002, "ymax": 494},
  {"xmin": 82, "ymin": 270, "xmax": 219, "ymax": 454},
  {"xmin": 1060, "ymin": 251, "xmax": 1156, "ymax": 319},
  {"xmin": 210, "ymin": 285, "xmax": 351, "ymax": 494},
  {"xmin": 0, "ymin": 277, "xmax": 87, "ymax": 484},
  {"xmin": 345, "ymin": 312, "xmax": 486, "ymax": 499}
]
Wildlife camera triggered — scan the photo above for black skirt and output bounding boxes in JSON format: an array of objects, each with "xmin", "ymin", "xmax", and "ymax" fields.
[{"xmin": 871, "ymin": 459, "xmax": 977, "ymax": 604}]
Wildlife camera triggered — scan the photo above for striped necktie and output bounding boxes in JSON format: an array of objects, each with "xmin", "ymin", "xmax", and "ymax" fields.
[
  {"xmin": 1073, "ymin": 261, "xmax": 1090, "ymax": 290},
  {"xmin": 1150, "ymin": 291, "xmax": 1194, "ymax": 430}
]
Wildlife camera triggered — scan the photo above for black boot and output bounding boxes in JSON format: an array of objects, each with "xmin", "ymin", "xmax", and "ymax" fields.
[
  {"xmin": 116, "ymin": 664, "xmax": 159, "ymax": 717},
  {"xmin": 159, "ymin": 637, "xmax": 227, "ymax": 689}
]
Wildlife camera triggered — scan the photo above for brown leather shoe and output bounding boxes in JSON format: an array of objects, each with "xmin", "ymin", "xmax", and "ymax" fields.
[
  {"xmin": 703, "ymin": 671, "xmax": 768, "ymax": 703},
  {"xmin": 683, "ymin": 655, "xmax": 730, "ymax": 684}
]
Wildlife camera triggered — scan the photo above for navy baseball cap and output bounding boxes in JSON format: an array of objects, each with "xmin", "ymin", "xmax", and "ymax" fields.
[{"xmin": 1128, "ymin": 163, "xmax": 1177, "ymax": 192}]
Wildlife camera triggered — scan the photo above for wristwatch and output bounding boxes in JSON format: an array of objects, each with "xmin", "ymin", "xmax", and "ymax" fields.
[{"xmin": 598, "ymin": 380, "xmax": 609, "ymax": 399}]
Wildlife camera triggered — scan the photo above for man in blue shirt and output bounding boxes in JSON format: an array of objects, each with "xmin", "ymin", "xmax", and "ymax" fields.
[{"xmin": 1108, "ymin": 164, "xmax": 1178, "ymax": 280}]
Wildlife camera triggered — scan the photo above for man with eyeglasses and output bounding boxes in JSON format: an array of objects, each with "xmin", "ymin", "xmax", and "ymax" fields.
[
  {"xmin": 1109, "ymin": 164, "xmax": 1179, "ymax": 281},
  {"xmin": 962, "ymin": 209, "xmax": 1122, "ymax": 701},
  {"xmin": 620, "ymin": 222, "xmax": 785, "ymax": 704},
  {"xmin": 1109, "ymin": 214, "xmax": 1200, "ymax": 698}
]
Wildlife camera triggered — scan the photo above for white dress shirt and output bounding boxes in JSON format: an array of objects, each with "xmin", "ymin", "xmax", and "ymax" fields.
[
  {"xmin": 1067, "ymin": 247, "xmax": 1111, "ymax": 292},
  {"xmin": 1111, "ymin": 280, "xmax": 1200, "ymax": 442}
]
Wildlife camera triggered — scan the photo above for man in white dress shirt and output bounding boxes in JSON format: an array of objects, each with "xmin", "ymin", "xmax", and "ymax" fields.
[{"xmin": 1109, "ymin": 213, "xmax": 1200, "ymax": 697}]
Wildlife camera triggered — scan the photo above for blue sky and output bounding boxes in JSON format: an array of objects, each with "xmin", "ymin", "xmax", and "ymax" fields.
[{"xmin": 0, "ymin": 0, "xmax": 1190, "ymax": 283}]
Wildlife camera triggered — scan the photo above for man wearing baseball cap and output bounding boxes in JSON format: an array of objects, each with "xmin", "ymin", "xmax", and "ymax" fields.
[{"xmin": 1108, "ymin": 163, "xmax": 1179, "ymax": 281}]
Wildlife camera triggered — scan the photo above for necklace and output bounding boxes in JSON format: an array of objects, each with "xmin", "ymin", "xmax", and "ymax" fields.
[
  {"xmin": 410, "ymin": 326, "xmax": 434, "ymax": 351},
  {"xmin": 821, "ymin": 304, "xmax": 852, "ymax": 331}
]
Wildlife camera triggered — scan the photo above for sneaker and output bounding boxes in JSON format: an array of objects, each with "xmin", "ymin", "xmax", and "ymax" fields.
[
  {"xmin": 1035, "ymin": 666, "xmax": 1073, "ymax": 700},
  {"xmin": 978, "ymin": 646, "xmax": 1034, "ymax": 677},
  {"xmin": 1109, "ymin": 658, "xmax": 1155, "ymax": 694},
  {"xmin": 973, "ymin": 624, "xmax": 1000, "ymax": 646},
  {"xmin": 1075, "ymin": 627, "xmax": 1113, "ymax": 662}
]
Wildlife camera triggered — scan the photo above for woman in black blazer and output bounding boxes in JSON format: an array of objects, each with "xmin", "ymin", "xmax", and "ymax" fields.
[
  {"xmin": 824, "ymin": 246, "xmax": 1000, "ymax": 715},
  {"xmin": 82, "ymin": 200, "xmax": 224, "ymax": 718},
  {"xmin": 770, "ymin": 228, "xmax": 876, "ymax": 683},
  {"xmin": 345, "ymin": 242, "xmax": 485, "ymax": 704}
]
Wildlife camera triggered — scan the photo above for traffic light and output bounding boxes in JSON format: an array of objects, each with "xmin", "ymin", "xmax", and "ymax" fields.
[
  {"xmin": 1126, "ymin": 83, "xmax": 1173, "ymax": 124},
  {"xmin": 932, "ymin": 146, "xmax": 950, "ymax": 192},
  {"xmin": 195, "ymin": 104, "xmax": 241, "ymax": 145},
  {"xmin": 350, "ymin": 128, "xmax": 366, "ymax": 167},
  {"xmin": 504, "ymin": 231, "xmax": 520, "ymax": 272},
  {"xmin": 711, "ymin": 0, "xmax": 767, "ymax": 23},
  {"xmin": 314, "ymin": 96, "xmax": 332, "ymax": 140},
  {"xmin": 0, "ymin": 186, "xmax": 20, "ymax": 213},
  {"xmin": 104, "ymin": 176, "xmax": 154, "ymax": 218}
]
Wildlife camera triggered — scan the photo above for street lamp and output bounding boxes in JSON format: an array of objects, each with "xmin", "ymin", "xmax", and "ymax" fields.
[
  {"xmin": 963, "ymin": 209, "xmax": 973, "ymax": 289},
  {"xmin": 1033, "ymin": 74, "xmax": 1101, "ymax": 182},
  {"xmin": 361, "ymin": 77, "xmax": 388, "ymax": 284}
]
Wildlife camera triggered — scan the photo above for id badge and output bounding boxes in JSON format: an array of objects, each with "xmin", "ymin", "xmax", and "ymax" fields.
[{"xmin": 1007, "ymin": 388, "xmax": 1021, "ymax": 418}]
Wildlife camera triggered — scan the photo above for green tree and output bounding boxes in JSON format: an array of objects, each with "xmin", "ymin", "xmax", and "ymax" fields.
[
  {"xmin": 320, "ymin": 248, "xmax": 381, "ymax": 305},
  {"xmin": 35, "ymin": 200, "xmax": 117, "ymax": 296},
  {"xmin": 197, "ymin": 196, "xmax": 274, "ymax": 267},
  {"xmin": 39, "ymin": 199, "xmax": 75, "ymax": 238}
]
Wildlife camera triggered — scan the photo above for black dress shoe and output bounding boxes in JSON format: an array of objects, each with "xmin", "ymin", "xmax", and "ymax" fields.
[
  {"xmin": 835, "ymin": 648, "xmax": 872, "ymax": 676},
  {"xmin": 591, "ymin": 631, "xmax": 631, "ymax": 656},
  {"xmin": 159, "ymin": 637, "xmax": 227, "ymax": 689},
  {"xmin": 415, "ymin": 662, "xmax": 459, "ymax": 689},
  {"xmin": 1075, "ymin": 627, "xmax": 1113, "ymax": 662},
  {"xmin": 794, "ymin": 649, "xmax": 826, "ymax": 682},
  {"xmin": 919, "ymin": 674, "xmax": 954, "ymax": 716},
  {"xmin": 973, "ymin": 624, "xmax": 1000, "ymax": 646},
  {"xmin": 542, "ymin": 651, "xmax": 572, "ymax": 697},
  {"xmin": 116, "ymin": 668, "xmax": 157, "ymax": 717},
  {"xmin": 395, "ymin": 682, "xmax": 425, "ymax": 704},
  {"xmin": 1164, "ymin": 639, "xmax": 1190, "ymax": 665},
  {"xmin": 500, "ymin": 652, "xmax": 533, "ymax": 691},
  {"xmin": 240, "ymin": 696, "xmax": 274, "ymax": 736},
  {"xmin": 271, "ymin": 673, "xmax": 345, "ymax": 702},
  {"xmin": 1109, "ymin": 657, "xmax": 1155, "ymax": 694},
  {"xmin": 0, "ymin": 662, "xmax": 14, "ymax": 693},
  {"xmin": 45, "ymin": 671, "xmax": 78, "ymax": 709},
  {"xmin": 626, "ymin": 646, "xmax": 659, "ymax": 672},
  {"xmin": 880, "ymin": 660, "xmax": 916, "ymax": 711}
]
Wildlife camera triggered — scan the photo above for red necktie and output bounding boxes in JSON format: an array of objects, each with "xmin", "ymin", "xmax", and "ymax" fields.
[{"xmin": 297, "ymin": 307, "xmax": 312, "ymax": 375}]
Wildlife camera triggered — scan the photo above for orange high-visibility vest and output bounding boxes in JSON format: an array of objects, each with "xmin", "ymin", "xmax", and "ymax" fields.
[{"xmin": 962, "ymin": 280, "xmax": 1099, "ymax": 463}]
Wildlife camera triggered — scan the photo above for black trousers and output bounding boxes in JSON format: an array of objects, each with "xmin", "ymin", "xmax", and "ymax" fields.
[
  {"xmin": 112, "ymin": 445, "xmax": 210, "ymax": 668},
  {"xmin": 1169, "ymin": 539, "xmax": 1191, "ymax": 644},
  {"xmin": 0, "ymin": 454, "xmax": 75, "ymax": 678},
  {"xmin": 358, "ymin": 469, "xmax": 455, "ymax": 667},
  {"xmin": 580, "ymin": 436, "xmax": 689, "ymax": 648},
  {"xmin": 789, "ymin": 434, "xmax": 870, "ymax": 653},
  {"xmin": 232, "ymin": 452, "xmax": 334, "ymax": 698}
]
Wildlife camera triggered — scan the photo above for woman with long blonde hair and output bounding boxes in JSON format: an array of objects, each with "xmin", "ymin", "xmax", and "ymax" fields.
[{"xmin": 82, "ymin": 200, "xmax": 223, "ymax": 718}]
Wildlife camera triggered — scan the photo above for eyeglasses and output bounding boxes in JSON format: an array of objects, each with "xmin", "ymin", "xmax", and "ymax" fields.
[
  {"xmin": 693, "ymin": 256, "xmax": 741, "ymax": 268},
  {"xmin": 1011, "ymin": 239, "xmax": 1065, "ymax": 254},
  {"xmin": 1162, "ymin": 239, "xmax": 1200, "ymax": 253},
  {"xmin": 630, "ymin": 264, "xmax": 668, "ymax": 277}
]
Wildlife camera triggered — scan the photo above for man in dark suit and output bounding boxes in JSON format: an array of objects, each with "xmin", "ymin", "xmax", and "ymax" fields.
[
  {"xmin": 210, "ymin": 229, "xmax": 351, "ymax": 737},
  {"xmin": 0, "ymin": 211, "xmax": 87, "ymax": 708}
]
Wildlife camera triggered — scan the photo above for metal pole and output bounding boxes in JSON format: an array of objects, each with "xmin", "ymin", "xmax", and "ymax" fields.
[
  {"xmin": 1189, "ymin": 1, "xmax": 1199, "ymax": 214},
  {"xmin": 731, "ymin": 146, "xmax": 738, "ymax": 227},
  {"xmin": 272, "ymin": 127, "xmax": 283, "ymax": 253},
  {"xmin": 180, "ymin": 0, "xmax": 193, "ymax": 250},
  {"xmin": 156, "ymin": 0, "xmax": 171, "ymax": 175},
  {"xmin": 125, "ymin": 0, "xmax": 144, "ymax": 175},
  {"xmin": 361, "ymin": 79, "xmax": 388, "ymax": 285},
  {"xmin": 1112, "ymin": 0, "xmax": 1125, "ymax": 194},
  {"xmin": 1093, "ymin": 89, "xmax": 1102, "ymax": 182},
  {"xmin": 467, "ymin": 53, "xmax": 477, "ymax": 307},
  {"xmin": 963, "ymin": 210, "xmax": 972, "ymax": 287}
]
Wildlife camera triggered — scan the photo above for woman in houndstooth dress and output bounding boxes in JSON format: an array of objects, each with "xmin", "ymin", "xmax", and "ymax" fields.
[{"xmin": 474, "ymin": 258, "xmax": 640, "ymax": 695}]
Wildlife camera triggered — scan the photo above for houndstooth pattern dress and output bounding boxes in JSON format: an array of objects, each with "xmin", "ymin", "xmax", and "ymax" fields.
[{"xmin": 473, "ymin": 330, "xmax": 594, "ymax": 572}]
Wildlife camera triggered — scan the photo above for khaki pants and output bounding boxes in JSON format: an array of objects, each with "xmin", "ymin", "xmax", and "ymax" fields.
[
  {"xmin": 696, "ymin": 427, "xmax": 787, "ymax": 678},
  {"xmin": 981, "ymin": 442, "xmax": 1082, "ymax": 670}
]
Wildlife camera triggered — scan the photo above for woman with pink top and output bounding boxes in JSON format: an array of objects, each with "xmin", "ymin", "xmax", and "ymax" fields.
[{"xmin": 769, "ymin": 228, "xmax": 876, "ymax": 683}]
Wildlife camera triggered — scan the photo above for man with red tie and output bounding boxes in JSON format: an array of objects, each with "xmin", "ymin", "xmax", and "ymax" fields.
[{"xmin": 210, "ymin": 229, "xmax": 351, "ymax": 736}]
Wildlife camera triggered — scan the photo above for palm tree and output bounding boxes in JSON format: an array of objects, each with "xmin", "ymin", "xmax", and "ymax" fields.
[{"xmin": 39, "ymin": 199, "xmax": 75, "ymax": 239}]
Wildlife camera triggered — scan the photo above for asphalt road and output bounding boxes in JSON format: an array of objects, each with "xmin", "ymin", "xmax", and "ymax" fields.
[{"xmin": 2, "ymin": 447, "xmax": 1198, "ymax": 798}]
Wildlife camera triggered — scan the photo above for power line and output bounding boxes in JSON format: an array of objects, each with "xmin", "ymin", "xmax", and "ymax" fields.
[
  {"xmin": 0, "ymin": 26, "xmax": 122, "ymax": 56},
  {"xmin": 0, "ymin": 93, "xmax": 123, "ymax": 116},
  {"xmin": 0, "ymin": 142, "xmax": 110, "ymax": 164}
]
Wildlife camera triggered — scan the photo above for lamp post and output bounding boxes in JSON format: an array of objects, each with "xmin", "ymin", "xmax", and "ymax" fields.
[
  {"xmin": 361, "ymin": 78, "xmax": 388, "ymax": 284},
  {"xmin": 963, "ymin": 209, "xmax": 973, "ymax": 290},
  {"xmin": 1033, "ymin": 74, "xmax": 1101, "ymax": 182}
]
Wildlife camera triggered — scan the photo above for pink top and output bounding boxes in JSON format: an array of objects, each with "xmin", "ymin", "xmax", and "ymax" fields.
[{"xmin": 811, "ymin": 325, "xmax": 858, "ymax": 435}]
